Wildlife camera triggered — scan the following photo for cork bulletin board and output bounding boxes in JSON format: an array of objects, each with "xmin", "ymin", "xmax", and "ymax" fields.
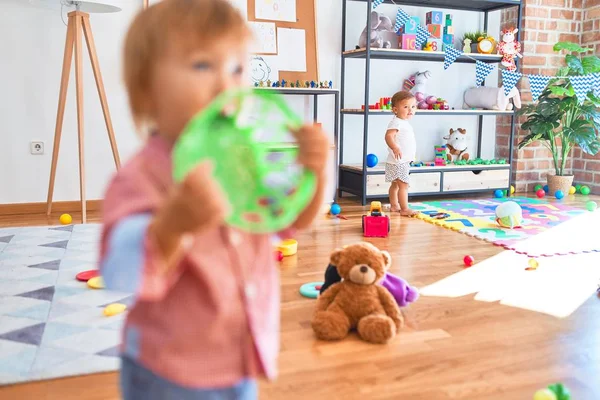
[{"xmin": 247, "ymin": 0, "xmax": 319, "ymax": 83}]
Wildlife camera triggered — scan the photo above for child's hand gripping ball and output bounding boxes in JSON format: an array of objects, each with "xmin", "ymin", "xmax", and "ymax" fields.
[{"xmin": 172, "ymin": 89, "xmax": 319, "ymax": 234}]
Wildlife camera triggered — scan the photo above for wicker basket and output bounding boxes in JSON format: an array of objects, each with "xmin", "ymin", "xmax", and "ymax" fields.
[{"xmin": 547, "ymin": 174, "xmax": 574, "ymax": 195}]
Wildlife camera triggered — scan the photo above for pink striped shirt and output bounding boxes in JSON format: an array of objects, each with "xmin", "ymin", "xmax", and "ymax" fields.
[{"xmin": 100, "ymin": 135, "xmax": 289, "ymax": 388}]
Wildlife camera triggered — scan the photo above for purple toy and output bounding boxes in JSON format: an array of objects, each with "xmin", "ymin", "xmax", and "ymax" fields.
[{"xmin": 381, "ymin": 272, "xmax": 419, "ymax": 307}]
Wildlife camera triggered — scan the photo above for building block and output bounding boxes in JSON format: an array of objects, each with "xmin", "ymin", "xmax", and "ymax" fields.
[
  {"xmin": 401, "ymin": 34, "xmax": 417, "ymax": 50},
  {"xmin": 427, "ymin": 24, "xmax": 442, "ymax": 38},
  {"xmin": 426, "ymin": 11, "xmax": 443, "ymax": 25},
  {"xmin": 426, "ymin": 38, "xmax": 443, "ymax": 52},
  {"xmin": 444, "ymin": 25, "xmax": 454, "ymax": 35},
  {"xmin": 399, "ymin": 16, "xmax": 420, "ymax": 34},
  {"xmin": 443, "ymin": 33, "xmax": 454, "ymax": 47},
  {"xmin": 445, "ymin": 14, "xmax": 453, "ymax": 26}
]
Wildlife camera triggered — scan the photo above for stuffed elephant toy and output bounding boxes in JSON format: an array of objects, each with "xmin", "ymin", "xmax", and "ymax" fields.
[
  {"xmin": 463, "ymin": 86, "xmax": 522, "ymax": 111},
  {"xmin": 358, "ymin": 11, "xmax": 393, "ymax": 49}
]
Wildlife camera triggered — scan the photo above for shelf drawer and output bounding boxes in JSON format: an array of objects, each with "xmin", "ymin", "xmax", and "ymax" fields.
[
  {"xmin": 443, "ymin": 169, "xmax": 510, "ymax": 192},
  {"xmin": 366, "ymin": 172, "xmax": 441, "ymax": 196}
]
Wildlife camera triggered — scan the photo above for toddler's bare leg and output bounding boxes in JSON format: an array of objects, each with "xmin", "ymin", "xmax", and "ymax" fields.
[
  {"xmin": 399, "ymin": 181, "xmax": 418, "ymax": 216},
  {"xmin": 389, "ymin": 181, "xmax": 400, "ymax": 211}
]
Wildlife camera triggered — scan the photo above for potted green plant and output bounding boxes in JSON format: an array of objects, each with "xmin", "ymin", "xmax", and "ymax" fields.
[
  {"xmin": 517, "ymin": 41, "xmax": 600, "ymax": 194},
  {"xmin": 462, "ymin": 31, "xmax": 487, "ymax": 53}
]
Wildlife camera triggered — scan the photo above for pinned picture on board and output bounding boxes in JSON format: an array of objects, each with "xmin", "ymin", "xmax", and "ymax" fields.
[{"xmin": 250, "ymin": 55, "xmax": 279, "ymax": 85}]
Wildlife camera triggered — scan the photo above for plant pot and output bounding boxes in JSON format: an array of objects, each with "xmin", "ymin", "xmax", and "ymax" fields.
[
  {"xmin": 471, "ymin": 43, "xmax": 479, "ymax": 53},
  {"xmin": 547, "ymin": 174, "xmax": 574, "ymax": 195}
]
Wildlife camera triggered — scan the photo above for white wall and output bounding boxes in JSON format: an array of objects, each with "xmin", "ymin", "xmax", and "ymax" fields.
[{"xmin": 0, "ymin": 0, "xmax": 497, "ymax": 204}]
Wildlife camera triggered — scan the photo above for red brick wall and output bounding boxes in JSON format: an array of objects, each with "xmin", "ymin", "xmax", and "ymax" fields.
[{"xmin": 497, "ymin": 0, "xmax": 593, "ymax": 193}]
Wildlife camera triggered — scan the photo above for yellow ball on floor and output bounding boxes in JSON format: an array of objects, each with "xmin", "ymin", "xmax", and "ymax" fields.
[
  {"xmin": 569, "ymin": 186, "xmax": 576, "ymax": 195},
  {"xmin": 533, "ymin": 388, "xmax": 557, "ymax": 400},
  {"xmin": 59, "ymin": 213, "xmax": 72, "ymax": 225},
  {"xmin": 510, "ymin": 185, "xmax": 515, "ymax": 195}
]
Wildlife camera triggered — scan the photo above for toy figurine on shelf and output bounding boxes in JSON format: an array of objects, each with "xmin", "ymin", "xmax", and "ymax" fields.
[
  {"xmin": 329, "ymin": 80, "xmax": 333, "ymax": 88},
  {"xmin": 266, "ymin": 79, "xmax": 272, "ymax": 87},
  {"xmin": 497, "ymin": 27, "xmax": 522, "ymax": 71},
  {"xmin": 423, "ymin": 42, "xmax": 434, "ymax": 51},
  {"xmin": 463, "ymin": 38, "xmax": 472, "ymax": 53},
  {"xmin": 281, "ymin": 79, "xmax": 286, "ymax": 87}
]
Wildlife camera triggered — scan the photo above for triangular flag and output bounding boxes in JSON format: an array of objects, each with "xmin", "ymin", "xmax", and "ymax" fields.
[
  {"xmin": 372, "ymin": 0, "xmax": 385, "ymax": 9},
  {"xmin": 569, "ymin": 75, "xmax": 594, "ymax": 104},
  {"xmin": 443, "ymin": 47, "xmax": 463, "ymax": 70},
  {"xmin": 475, "ymin": 61, "xmax": 496, "ymax": 86},
  {"xmin": 394, "ymin": 8, "xmax": 411, "ymax": 32},
  {"xmin": 415, "ymin": 25, "xmax": 431, "ymax": 50},
  {"xmin": 501, "ymin": 70, "xmax": 522, "ymax": 96},
  {"xmin": 528, "ymin": 74, "xmax": 552, "ymax": 101},
  {"xmin": 591, "ymin": 72, "xmax": 600, "ymax": 97}
]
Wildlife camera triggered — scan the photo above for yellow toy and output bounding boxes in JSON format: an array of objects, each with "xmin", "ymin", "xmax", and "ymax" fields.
[
  {"xmin": 277, "ymin": 239, "xmax": 298, "ymax": 257},
  {"xmin": 423, "ymin": 43, "xmax": 434, "ymax": 51},
  {"xmin": 369, "ymin": 201, "xmax": 384, "ymax": 216},
  {"xmin": 87, "ymin": 276, "xmax": 105, "ymax": 289},
  {"xmin": 103, "ymin": 303, "xmax": 127, "ymax": 317},
  {"xmin": 59, "ymin": 213, "xmax": 72, "ymax": 225}
]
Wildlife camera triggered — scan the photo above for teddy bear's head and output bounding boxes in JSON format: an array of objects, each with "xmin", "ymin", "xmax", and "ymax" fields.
[{"xmin": 330, "ymin": 242, "xmax": 391, "ymax": 285}]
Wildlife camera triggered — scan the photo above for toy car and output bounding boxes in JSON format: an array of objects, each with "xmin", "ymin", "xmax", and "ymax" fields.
[{"xmin": 362, "ymin": 201, "xmax": 390, "ymax": 237}]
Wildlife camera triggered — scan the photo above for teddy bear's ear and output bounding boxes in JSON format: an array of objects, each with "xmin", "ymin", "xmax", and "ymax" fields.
[
  {"xmin": 330, "ymin": 249, "xmax": 344, "ymax": 266},
  {"xmin": 381, "ymin": 250, "xmax": 392, "ymax": 268}
]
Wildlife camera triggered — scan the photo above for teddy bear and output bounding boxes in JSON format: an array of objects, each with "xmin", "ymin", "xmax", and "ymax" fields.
[
  {"xmin": 357, "ymin": 11, "xmax": 393, "ymax": 49},
  {"xmin": 311, "ymin": 242, "xmax": 404, "ymax": 344}
]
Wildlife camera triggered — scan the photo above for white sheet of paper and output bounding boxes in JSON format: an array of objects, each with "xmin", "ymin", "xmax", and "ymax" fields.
[
  {"xmin": 227, "ymin": 0, "xmax": 247, "ymax": 18},
  {"xmin": 255, "ymin": 0, "xmax": 296, "ymax": 22},
  {"xmin": 249, "ymin": 22, "xmax": 277, "ymax": 54},
  {"xmin": 249, "ymin": 55, "xmax": 279, "ymax": 84},
  {"xmin": 276, "ymin": 28, "xmax": 306, "ymax": 72}
]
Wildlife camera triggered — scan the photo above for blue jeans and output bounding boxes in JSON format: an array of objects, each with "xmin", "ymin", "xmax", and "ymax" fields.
[{"xmin": 120, "ymin": 356, "xmax": 258, "ymax": 400}]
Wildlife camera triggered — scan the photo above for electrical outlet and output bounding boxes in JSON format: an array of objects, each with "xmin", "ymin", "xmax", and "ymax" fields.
[{"xmin": 30, "ymin": 141, "xmax": 44, "ymax": 155}]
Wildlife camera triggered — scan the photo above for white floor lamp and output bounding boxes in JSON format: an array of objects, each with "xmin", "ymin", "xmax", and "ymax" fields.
[{"xmin": 31, "ymin": 0, "xmax": 122, "ymax": 223}]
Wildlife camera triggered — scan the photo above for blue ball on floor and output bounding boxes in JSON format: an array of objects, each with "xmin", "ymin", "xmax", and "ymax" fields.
[
  {"xmin": 494, "ymin": 189, "xmax": 504, "ymax": 198},
  {"xmin": 366, "ymin": 154, "xmax": 378, "ymax": 168},
  {"xmin": 330, "ymin": 203, "xmax": 341, "ymax": 215},
  {"xmin": 555, "ymin": 190, "xmax": 564, "ymax": 200},
  {"xmin": 543, "ymin": 185, "xmax": 549, "ymax": 193}
]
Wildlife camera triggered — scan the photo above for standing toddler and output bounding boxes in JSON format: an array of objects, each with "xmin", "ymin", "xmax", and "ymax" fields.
[
  {"xmin": 385, "ymin": 91, "xmax": 419, "ymax": 216},
  {"xmin": 99, "ymin": 1, "xmax": 329, "ymax": 399}
]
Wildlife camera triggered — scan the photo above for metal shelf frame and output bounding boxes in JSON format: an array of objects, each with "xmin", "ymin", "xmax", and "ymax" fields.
[{"xmin": 339, "ymin": 0, "xmax": 523, "ymax": 205}]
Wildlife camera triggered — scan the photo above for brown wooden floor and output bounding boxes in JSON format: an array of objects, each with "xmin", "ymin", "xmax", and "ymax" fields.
[{"xmin": 1, "ymin": 194, "xmax": 599, "ymax": 400}]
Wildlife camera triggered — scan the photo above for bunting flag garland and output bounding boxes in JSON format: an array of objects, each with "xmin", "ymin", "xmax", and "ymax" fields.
[
  {"xmin": 415, "ymin": 25, "xmax": 431, "ymax": 50},
  {"xmin": 501, "ymin": 70, "xmax": 523, "ymax": 95},
  {"xmin": 444, "ymin": 46, "xmax": 463, "ymax": 70},
  {"xmin": 394, "ymin": 8, "xmax": 410, "ymax": 33},
  {"xmin": 475, "ymin": 61, "xmax": 496, "ymax": 86},
  {"xmin": 528, "ymin": 74, "xmax": 553, "ymax": 102},
  {"xmin": 591, "ymin": 72, "xmax": 600, "ymax": 97},
  {"xmin": 372, "ymin": 0, "xmax": 385, "ymax": 9},
  {"xmin": 569, "ymin": 75, "xmax": 595, "ymax": 104}
]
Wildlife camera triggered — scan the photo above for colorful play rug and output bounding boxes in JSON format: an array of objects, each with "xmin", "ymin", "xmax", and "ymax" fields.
[
  {"xmin": 0, "ymin": 224, "xmax": 129, "ymax": 386},
  {"xmin": 419, "ymin": 210, "xmax": 600, "ymax": 318},
  {"xmin": 410, "ymin": 197, "xmax": 589, "ymax": 257}
]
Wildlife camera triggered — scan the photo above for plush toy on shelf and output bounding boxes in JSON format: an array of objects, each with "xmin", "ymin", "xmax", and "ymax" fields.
[
  {"xmin": 463, "ymin": 85, "xmax": 522, "ymax": 111},
  {"xmin": 497, "ymin": 27, "xmax": 522, "ymax": 71},
  {"xmin": 358, "ymin": 11, "xmax": 393, "ymax": 49},
  {"xmin": 404, "ymin": 70, "xmax": 438, "ymax": 109},
  {"xmin": 463, "ymin": 38, "xmax": 472, "ymax": 53},
  {"xmin": 443, "ymin": 128, "xmax": 470, "ymax": 162}
]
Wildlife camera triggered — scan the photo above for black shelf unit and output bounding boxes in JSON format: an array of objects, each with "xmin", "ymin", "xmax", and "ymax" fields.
[{"xmin": 339, "ymin": 0, "xmax": 523, "ymax": 205}]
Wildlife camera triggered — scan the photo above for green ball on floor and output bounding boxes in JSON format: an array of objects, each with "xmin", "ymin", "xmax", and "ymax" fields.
[
  {"xmin": 586, "ymin": 201, "xmax": 597, "ymax": 211},
  {"xmin": 534, "ymin": 184, "xmax": 543, "ymax": 192},
  {"xmin": 580, "ymin": 186, "xmax": 591, "ymax": 195}
]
